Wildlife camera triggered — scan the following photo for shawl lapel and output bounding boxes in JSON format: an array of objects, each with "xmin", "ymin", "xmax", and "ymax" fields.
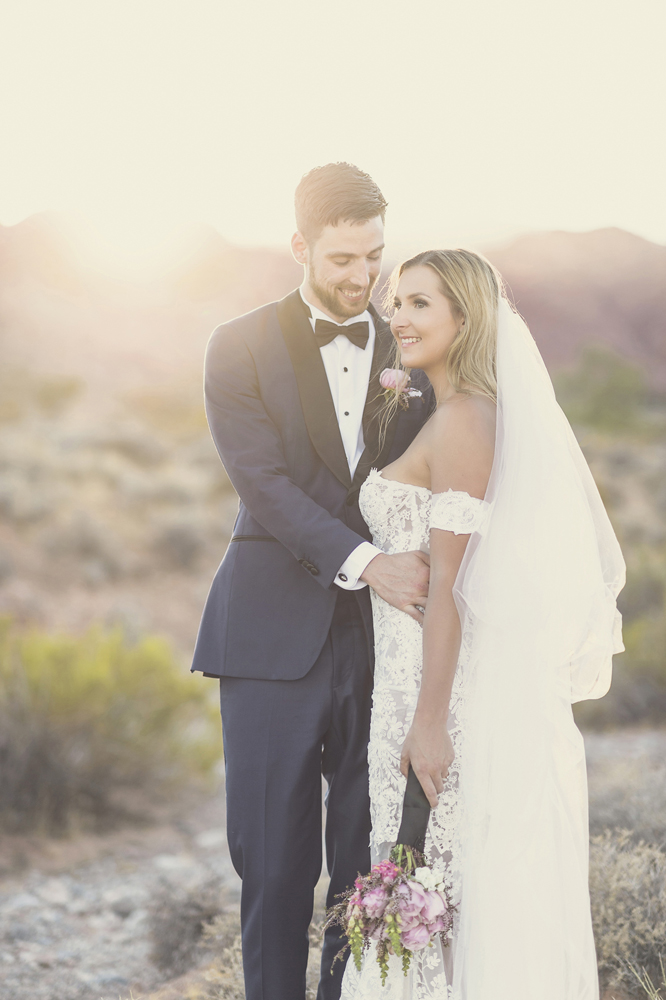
[
  {"xmin": 352, "ymin": 306, "xmax": 399, "ymax": 490},
  {"xmin": 277, "ymin": 290, "xmax": 351, "ymax": 488},
  {"xmin": 276, "ymin": 291, "xmax": 399, "ymax": 492}
]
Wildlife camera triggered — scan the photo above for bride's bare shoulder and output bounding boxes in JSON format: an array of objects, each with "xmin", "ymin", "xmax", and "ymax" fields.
[
  {"xmin": 423, "ymin": 393, "xmax": 496, "ymax": 494},
  {"xmin": 424, "ymin": 392, "xmax": 496, "ymax": 444}
]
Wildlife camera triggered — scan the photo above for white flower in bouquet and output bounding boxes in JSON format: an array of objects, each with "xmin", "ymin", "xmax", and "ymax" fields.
[{"xmin": 412, "ymin": 867, "xmax": 444, "ymax": 892}]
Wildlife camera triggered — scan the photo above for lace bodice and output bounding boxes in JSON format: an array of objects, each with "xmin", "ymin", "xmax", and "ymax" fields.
[{"xmin": 359, "ymin": 468, "xmax": 490, "ymax": 556}]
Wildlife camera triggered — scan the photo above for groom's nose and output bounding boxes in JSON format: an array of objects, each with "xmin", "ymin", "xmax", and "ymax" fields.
[{"xmin": 350, "ymin": 259, "xmax": 372, "ymax": 287}]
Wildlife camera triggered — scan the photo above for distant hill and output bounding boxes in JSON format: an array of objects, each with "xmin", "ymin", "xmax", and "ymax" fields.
[
  {"xmin": 487, "ymin": 228, "xmax": 666, "ymax": 389},
  {"xmin": 1, "ymin": 217, "xmax": 664, "ymax": 405}
]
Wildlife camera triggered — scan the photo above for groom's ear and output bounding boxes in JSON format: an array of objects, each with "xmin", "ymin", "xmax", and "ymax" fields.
[{"xmin": 291, "ymin": 231, "xmax": 309, "ymax": 266}]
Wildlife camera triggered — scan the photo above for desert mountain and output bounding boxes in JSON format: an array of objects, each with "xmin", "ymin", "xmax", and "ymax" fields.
[
  {"xmin": 1, "ymin": 217, "xmax": 664, "ymax": 406},
  {"xmin": 489, "ymin": 228, "xmax": 666, "ymax": 388}
]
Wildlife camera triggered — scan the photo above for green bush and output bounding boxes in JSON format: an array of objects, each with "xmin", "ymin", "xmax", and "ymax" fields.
[
  {"xmin": 553, "ymin": 345, "xmax": 649, "ymax": 434},
  {"xmin": 0, "ymin": 619, "xmax": 222, "ymax": 832}
]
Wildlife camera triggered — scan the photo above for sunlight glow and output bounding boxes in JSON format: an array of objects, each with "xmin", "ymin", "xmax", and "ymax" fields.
[{"xmin": 0, "ymin": 0, "xmax": 664, "ymax": 267}]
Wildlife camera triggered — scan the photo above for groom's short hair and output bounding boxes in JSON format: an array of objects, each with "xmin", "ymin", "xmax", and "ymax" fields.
[{"xmin": 295, "ymin": 163, "xmax": 387, "ymax": 246}]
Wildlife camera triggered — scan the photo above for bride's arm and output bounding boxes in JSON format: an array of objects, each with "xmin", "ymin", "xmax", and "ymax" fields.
[{"xmin": 400, "ymin": 396, "xmax": 495, "ymax": 808}]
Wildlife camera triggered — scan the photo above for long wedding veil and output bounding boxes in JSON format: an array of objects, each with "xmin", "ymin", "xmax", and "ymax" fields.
[{"xmin": 451, "ymin": 298, "xmax": 625, "ymax": 999}]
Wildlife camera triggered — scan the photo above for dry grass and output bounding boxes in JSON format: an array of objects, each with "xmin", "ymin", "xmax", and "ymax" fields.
[
  {"xmin": 148, "ymin": 878, "xmax": 228, "ymax": 978},
  {"xmin": 590, "ymin": 831, "xmax": 666, "ymax": 996},
  {"xmin": 587, "ymin": 737, "xmax": 666, "ymax": 999}
]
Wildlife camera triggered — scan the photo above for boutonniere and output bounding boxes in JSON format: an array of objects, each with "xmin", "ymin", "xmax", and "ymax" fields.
[{"xmin": 379, "ymin": 369, "xmax": 423, "ymax": 410}]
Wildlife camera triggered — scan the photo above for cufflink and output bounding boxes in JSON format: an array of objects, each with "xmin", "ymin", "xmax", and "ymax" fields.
[{"xmin": 338, "ymin": 573, "xmax": 348, "ymax": 582}]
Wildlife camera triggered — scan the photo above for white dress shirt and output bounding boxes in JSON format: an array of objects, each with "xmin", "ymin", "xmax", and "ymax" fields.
[{"xmin": 300, "ymin": 288, "xmax": 382, "ymax": 590}]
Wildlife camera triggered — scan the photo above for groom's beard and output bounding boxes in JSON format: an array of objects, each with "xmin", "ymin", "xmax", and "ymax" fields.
[{"xmin": 308, "ymin": 266, "xmax": 377, "ymax": 322}]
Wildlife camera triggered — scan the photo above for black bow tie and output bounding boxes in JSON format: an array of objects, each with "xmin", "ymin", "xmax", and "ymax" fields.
[{"xmin": 313, "ymin": 318, "xmax": 370, "ymax": 350}]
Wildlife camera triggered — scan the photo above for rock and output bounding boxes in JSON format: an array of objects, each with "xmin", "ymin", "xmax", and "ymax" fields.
[
  {"xmin": 96, "ymin": 970, "xmax": 130, "ymax": 987},
  {"xmin": 152, "ymin": 853, "xmax": 198, "ymax": 872},
  {"xmin": 36, "ymin": 878, "xmax": 71, "ymax": 906},
  {"xmin": 102, "ymin": 885, "xmax": 146, "ymax": 918},
  {"xmin": 194, "ymin": 828, "xmax": 226, "ymax": 849},
  {"xmin": 3, "ymin": 892, "xmax": 41, "ymax": 912},
  {"xmin": 65, "ymin": 897, "xmax": 92, "ymax": 915}
]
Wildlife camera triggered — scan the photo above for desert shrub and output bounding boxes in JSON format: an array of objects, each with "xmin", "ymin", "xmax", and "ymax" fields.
[
  {"xmin": 589, "ymin": 758, "xmax": 666, "ymax": 849},
  {"xmin": 86, "ymin": 425, "xmax": 167, "ymax": 466},
  {"xmin": 631, "ymin": 960, "xmax": 666, "ymax": 1000},
  {"xmin": 153, "ymin": 519, "xmax": 205, "ymax": 570},
  {"xmin": 575, "ymin": 543, "xmax": 666, "ymax": 729},
  {"xmin": 148, "ymin": 878, "xmax": 226, "ymax": 976},
  {"xmin": 41, "ymin": 510, "xmax": 127, "ymax": 582},
  {"xmin": 34, "ymin": 375, "xmax": 82, "ymax": 416},
  {"xmin": 195, "ymin": 904, "xmax": 325, "ymax": 1000},
  {"xmin": 618, "ymin": 552, "xmax": 666, "ymax": 623},
  {"xmin": 576, "ymin": 613, "xmax": 666, "ymax": 729},
  {"xmin": 590, "ymin": 831, "xmax": 666, "ymax": 994},
  {"xmin": 554, "ymin": 345, "xmax": 649, "ymax": 435},
  {"xmin": 0, "ymin": 619, "xmax": 222, "ymax": 832},
  {"xmin": 0, "ymin": 368, "xmax": 82, "ymax": 423},
  {"xmin": 0, "ymin": 473, "xmax": 58, "ymax": 524},
  {"xmin": 198, "ymin": 917, "xmax": 245, "ymax": 1000},
  {"xmin": 124, "ymin": 382, "xmax": 208, "ymax": 441}
]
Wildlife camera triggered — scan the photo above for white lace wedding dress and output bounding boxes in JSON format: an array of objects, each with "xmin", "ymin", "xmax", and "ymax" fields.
[{"xmin": 340, "ymin": 468, "xmax": 490, "ymax": 1000}]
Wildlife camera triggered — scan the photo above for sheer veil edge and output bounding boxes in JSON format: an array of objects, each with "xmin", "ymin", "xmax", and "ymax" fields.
[{"xmin": 450, "ymin": 298, "xmax": 625, "ymax": 999}]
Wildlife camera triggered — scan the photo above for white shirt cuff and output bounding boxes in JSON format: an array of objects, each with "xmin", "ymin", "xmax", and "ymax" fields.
[{"xmin": 335, "ymin": 542, "xmax": 382, "ymax": 590}]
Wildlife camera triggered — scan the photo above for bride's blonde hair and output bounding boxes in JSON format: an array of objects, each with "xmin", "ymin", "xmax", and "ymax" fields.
[{"xmin": 380, "ymin": 249, "xmax": 501, "ymax": 435}]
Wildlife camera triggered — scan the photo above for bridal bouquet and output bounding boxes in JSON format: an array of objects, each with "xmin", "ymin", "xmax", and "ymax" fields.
[
  {"xmin": 325, "ymin": 844, "xmax": 454, "ymax": 985},
  {"xmin": 325, "ymin": 768, "xmax": 454, "ymax": 985}
]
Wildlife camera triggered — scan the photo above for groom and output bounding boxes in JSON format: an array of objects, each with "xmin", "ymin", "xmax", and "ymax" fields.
[{"xmin": 191, "ymin": 163, "xmax": 432, "ymax": 1000}]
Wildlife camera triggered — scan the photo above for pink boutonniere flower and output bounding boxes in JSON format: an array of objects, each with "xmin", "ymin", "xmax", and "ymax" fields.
[{"xmin": 379, "ymin": 368, "xmax": 423, "ymax": 410}]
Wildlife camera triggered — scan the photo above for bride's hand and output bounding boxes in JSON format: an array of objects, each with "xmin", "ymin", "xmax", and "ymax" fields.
[{"xmin": 400, "ymin": 718, "xmax": 454, "ymax": 809}]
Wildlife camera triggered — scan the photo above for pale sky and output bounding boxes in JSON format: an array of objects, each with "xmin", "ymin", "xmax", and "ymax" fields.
[{"xmin": 1, "ymin": 0, "xmax": 665, "ymax": 274}]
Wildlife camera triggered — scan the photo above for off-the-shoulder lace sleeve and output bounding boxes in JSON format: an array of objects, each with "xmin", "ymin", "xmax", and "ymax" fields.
[{"xmin": 430, "ymin": 489, "xmax": 490, "ymax": 535}]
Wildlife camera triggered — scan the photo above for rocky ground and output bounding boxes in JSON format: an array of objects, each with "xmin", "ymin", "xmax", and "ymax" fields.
[
  {"xmin": 0, "ymin": 786, "xmax": 238, "ymax": 1000},
  {"xmin": 0, "ymin": 731, "xmax": 665, "ymax": 1000}
]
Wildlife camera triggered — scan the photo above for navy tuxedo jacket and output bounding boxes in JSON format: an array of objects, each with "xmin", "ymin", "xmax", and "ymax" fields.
[{"xmin": 191, "ymin": 289, "xmax": 433, "ymax": 681}]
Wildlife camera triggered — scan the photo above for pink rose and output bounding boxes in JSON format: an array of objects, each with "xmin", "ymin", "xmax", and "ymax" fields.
[
  {"xmin": 361, "ymin": 885, "xmax": 389, "ymax": 920},
  {"xmin": 400, "ymin": 922, "xmax": 432, "ymax": 951},
  {"xmin": 379, "ymin": 368, "xmax": 410, "ymax": 393},
  {"xmin": 420, "ymin": 889, "xmax": 446, "ymax": 923},
  {"xmin": 395, "ymin": 881, "xmax": 429, "ymax": 928},
  {"xmin": 426, "ymin": 915, "xmax": 447, "ymax": 935}
]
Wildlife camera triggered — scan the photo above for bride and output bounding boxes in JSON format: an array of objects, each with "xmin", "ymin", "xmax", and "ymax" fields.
[{"xmin": 341, "ymin": 250, "xmax": 625, "ymax": 1000}]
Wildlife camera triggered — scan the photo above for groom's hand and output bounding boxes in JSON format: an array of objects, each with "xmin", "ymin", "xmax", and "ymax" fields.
[{"xmin": 361, "ymin": 551, "xmax": 430, "ymax": 623}]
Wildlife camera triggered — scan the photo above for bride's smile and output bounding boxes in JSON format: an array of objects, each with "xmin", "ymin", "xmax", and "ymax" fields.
[{"xmin": 391, "ymin": 264, "xmax": 464, "ymax": 380}]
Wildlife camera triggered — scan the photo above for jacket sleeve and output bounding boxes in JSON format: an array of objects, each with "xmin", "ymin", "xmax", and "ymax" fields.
[{"xmin": 204, "ymin": 321, "xmax": 368, "ymax": 589}]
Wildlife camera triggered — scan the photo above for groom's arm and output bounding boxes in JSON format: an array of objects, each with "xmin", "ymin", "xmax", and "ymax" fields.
[{"xmin": 204, "ymin": 322, "xmax": 370, "ymax": 589}]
